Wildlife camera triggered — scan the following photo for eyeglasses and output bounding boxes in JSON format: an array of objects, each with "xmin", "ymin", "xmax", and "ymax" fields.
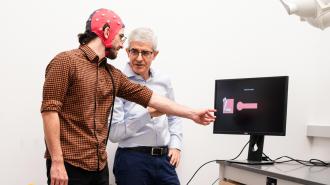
[
  {"xmin": 119, "ymin": 34, "xmax": 127, "ymax": 43},
  {"xmin": 128, "ymin": 48, "xmax": 153, "ymax": 59}
]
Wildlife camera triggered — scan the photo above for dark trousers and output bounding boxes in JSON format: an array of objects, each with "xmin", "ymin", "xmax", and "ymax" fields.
[
  {"xmin": 46, "ymin": 159, "xmax": 109, "ymax": 185},
  {"xmin": 113, "ymin": 148, "xmax": 180, "ymax": 185}
]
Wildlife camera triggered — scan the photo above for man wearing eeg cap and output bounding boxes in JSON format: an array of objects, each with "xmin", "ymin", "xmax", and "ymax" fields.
[
  {"xmin": 41, "ymin": 8, "xmax": 216, "ymax": 185},
  {"xmin": 81, "ymin": 8, "xmax": 126, "ymax": 59}
]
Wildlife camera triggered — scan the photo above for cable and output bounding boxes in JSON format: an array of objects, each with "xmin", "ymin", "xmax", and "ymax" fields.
[
  {"xmin": 231, "ymin": 140, "xmax": 250, "ymax": 160},
  {"xmin": 211, "ymin": 177, "xmax": 220, "ymax": 185},
  {"xmin": 276, "ymin": 156, "xmax": 318, "ymax": 166},
  {"xmin": 186, "ymin": 140, "xmax": 250, "ymax": 185},
  {"xmin": 309, "ymin": 158, "xmax": 329, "ymax": 166},
  {"xmin": 278, "ymin": 156, "xmax": 329, "ymax": 166},
  {"xmin": 104, "ymin": 65, "xmax": 116, "ymax": 145},
  {"xmin": 186, "ymin": 160, "xmax": 217, "ymax": 185},
  {"xmin": 262, "ymin": 154, "xmax": 330, "ymax": 167},
  {"xmin": 262, "ymin": 152, "xmax": 274, "ymax": 162}
]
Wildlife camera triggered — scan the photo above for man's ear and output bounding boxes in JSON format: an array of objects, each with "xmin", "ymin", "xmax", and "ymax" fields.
[
  {"xmin": 126, "ymin": 48, "xmax": 130, "ymax": 56},
  {"xmin": 153, "ymin": 51, "xmax": 159, "ymax": 59},
  {"xmin": 103, "ymin": 27, "xmax": 110, "ymax": 39}
]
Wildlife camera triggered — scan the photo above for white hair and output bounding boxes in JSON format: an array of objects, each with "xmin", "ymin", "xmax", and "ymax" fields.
[{"xmin": 128, "ymin": 27, "xmax": 158, "ymax": 51}]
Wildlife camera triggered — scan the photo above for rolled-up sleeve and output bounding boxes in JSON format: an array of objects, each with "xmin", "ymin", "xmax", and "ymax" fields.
[{"xmin": 41, "ymin": 52, "xmax": 72, "ymax": 113}]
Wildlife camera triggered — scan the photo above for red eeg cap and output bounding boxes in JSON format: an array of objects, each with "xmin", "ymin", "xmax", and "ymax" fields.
[{"xmin": 86, "ymin": 8, "xmax": 124, "ymax": 48}]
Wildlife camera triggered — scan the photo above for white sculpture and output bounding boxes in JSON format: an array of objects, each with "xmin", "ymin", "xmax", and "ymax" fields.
[{"xmin": 280, "ymin": 0, "xmax": 330, "ymax": 30}]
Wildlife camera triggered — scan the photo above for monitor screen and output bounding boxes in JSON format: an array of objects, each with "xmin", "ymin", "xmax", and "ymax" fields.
[{"xmin": 213, "ymin": 76, "xmax": 288, "ymax": 136}]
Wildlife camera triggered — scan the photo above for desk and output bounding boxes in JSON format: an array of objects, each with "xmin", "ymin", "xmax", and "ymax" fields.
[{"xmin": 217, "ymin": 160, "xmax": 330, "ymax": 185}]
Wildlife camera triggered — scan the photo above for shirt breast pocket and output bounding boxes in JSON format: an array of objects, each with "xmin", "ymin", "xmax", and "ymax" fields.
[
  {"xmin": 99, "ymin": 77, "xmax": 114, "ymax": 99},
  {"xmin": 151, "ymin": 87, "xmax": 167, "ymax": 98}
]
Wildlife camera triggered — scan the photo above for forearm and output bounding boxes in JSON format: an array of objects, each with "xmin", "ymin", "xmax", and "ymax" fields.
[
  {"xmin": 148, "ymin": 93, "xmax": 216, "ymax": 125},
  {"xmin": 42, "ymin": 111, "xmax": 63, "ymax": 162},
  {"xmin": 148, "ymin": 93, "xmax": 194, "ymax": 120}
]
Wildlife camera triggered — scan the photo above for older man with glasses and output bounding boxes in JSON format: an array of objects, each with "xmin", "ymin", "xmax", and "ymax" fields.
[{"xmin": 109, "ymin": 27, "xmax": 183, "ymax": 185}]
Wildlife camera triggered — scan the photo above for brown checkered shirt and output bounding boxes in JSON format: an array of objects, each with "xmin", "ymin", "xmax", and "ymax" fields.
[{"xmin": 41, "ymin": 45, "xmax": 153, "ymax": 171}]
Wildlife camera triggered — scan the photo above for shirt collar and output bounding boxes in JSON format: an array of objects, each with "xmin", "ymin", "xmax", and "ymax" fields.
[
  {"xmin": 79, "ymin": 44, "xmax": 106, "ymax": 64},
  {"xmin": 123, "ymin": 62, "xmax": 155, "ymax": 79}
]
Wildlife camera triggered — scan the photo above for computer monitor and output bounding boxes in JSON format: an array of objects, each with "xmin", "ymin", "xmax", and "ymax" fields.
[{"xmin": 213, "ymin": 76, "xmax": 288, "ymax": 165}]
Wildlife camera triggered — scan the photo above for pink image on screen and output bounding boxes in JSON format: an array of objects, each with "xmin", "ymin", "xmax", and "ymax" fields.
[
  {"xmin": 237, "ymin": 101, "xmax": 258, "ymax": 111},
  {"xmin": 223, "ymin": 97, "xmax": 234, "ymax": 114}
]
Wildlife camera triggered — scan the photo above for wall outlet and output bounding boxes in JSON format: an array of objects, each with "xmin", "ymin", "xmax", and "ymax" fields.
[{"xmin": 266, "ymin": 177, "xmax": 277, "ymax": 185}]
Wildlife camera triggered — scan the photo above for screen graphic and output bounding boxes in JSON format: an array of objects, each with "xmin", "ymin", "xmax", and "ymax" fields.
[
  {"xmin": 222, "ymin": 98, "xmax": 234, "ymax": 114},
  {"xmin": 237, "ymin": 101, "xmax": 258, "ymax": 111},
  {"xmin": 223, "ymin": 98, "xmax": 258, "ymax": 114}
]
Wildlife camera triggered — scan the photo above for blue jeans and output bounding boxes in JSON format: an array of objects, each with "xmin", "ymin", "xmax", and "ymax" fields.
[{"xmin": 113, "ymin": 148, "xmax": 180, "ymax": 185}]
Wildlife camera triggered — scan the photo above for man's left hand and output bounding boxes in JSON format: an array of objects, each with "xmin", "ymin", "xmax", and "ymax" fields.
[{"xmin": 168, "ymin": 148, "xmax": 181, "ymax": 168}]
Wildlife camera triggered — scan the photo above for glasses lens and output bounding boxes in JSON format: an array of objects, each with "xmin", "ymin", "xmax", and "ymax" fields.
[
  {"xmin": 129, "ymin": 49, "xmax": 153, "ymax": 58},
  {"xmin": 129, "ymin": 49, "xmax": 139, "ymax": 56},
  {"xmin": 142, "ymin": 50, "xmax": 153, "ymax": 58},
  {"xmin": 121, "ymin": 36, "xmax": 127, "ymax": 42}
]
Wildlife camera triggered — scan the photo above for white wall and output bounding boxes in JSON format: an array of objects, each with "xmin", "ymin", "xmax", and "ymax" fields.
[{"xmin": 1, "ymin": 0, "xmax": 330, "ymax": 185}]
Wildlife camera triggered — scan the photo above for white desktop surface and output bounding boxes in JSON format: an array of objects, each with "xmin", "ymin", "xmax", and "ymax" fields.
[{"xmin": 217, "ymin": 160, "xmax": 330, "ymax": 185}]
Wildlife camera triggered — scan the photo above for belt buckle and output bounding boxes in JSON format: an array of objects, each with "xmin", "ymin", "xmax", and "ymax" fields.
[{"xmin": 151, "ymin": 147, "xmax": 163, "ymax": 156}]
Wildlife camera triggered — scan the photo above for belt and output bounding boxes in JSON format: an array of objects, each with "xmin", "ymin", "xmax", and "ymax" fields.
[{"xmin": 122, "ymin": 146, "xmax": 168, "ymax": 156}]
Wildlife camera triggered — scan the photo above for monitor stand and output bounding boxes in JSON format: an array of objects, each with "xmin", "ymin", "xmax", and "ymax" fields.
[
  {"xmin": 228, "ymin": 135, "xmax": 274, "ymax": 165},
  {"xmin": 227, "ymin": 159, "xmax": 274, "ymax": 165}
]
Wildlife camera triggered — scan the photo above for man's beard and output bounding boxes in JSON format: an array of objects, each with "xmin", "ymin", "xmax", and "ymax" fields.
[{"xmin": 105, "ymin": 48, "xmax": 117, "ymax": 60}]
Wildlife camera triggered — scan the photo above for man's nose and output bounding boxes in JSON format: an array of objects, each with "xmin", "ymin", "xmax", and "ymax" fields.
[{"xmin": 136, "ymin": 52, "xmax": 143, "ymax": 60}]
